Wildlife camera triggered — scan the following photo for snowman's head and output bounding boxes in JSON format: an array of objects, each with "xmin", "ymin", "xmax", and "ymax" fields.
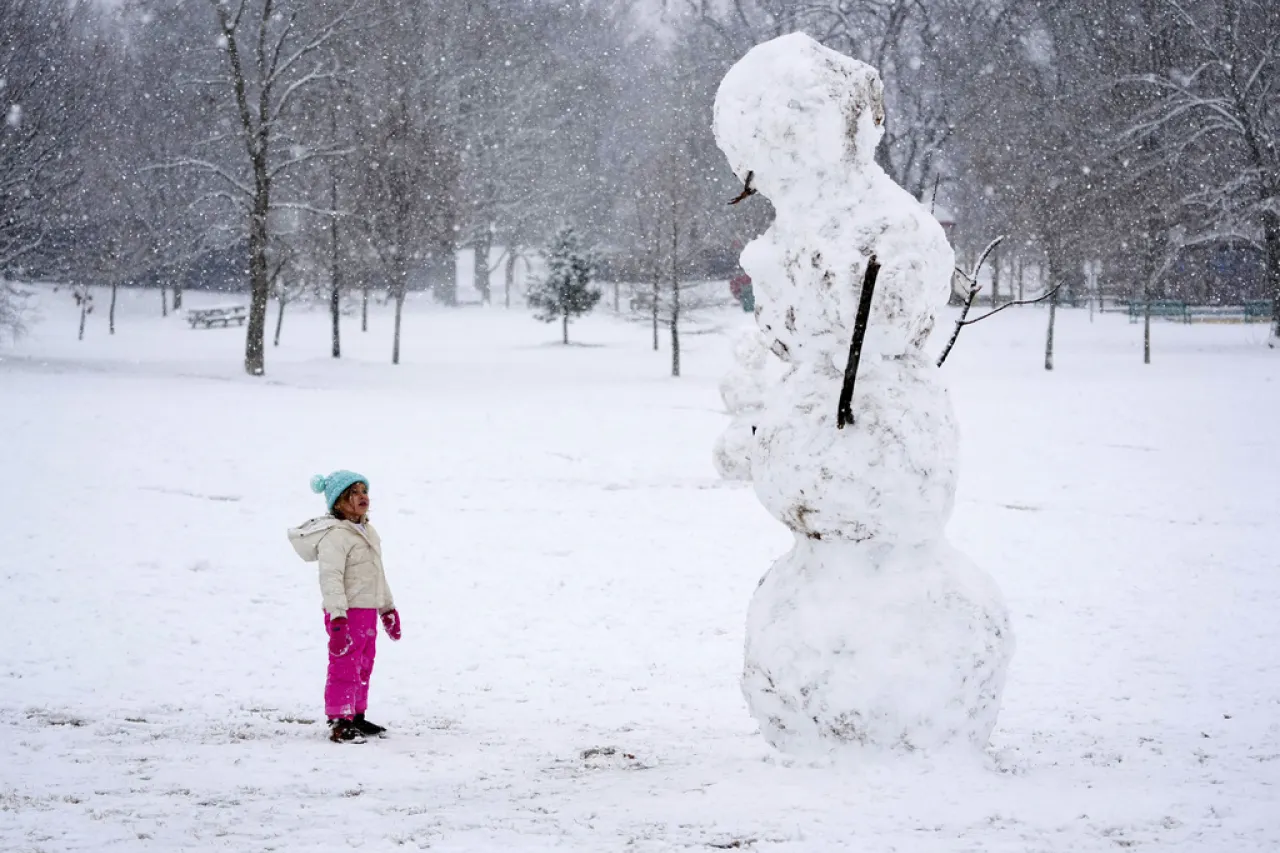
[{"xmin": 713, "ymin": 32, "xmax": 885, "ymax": 196}]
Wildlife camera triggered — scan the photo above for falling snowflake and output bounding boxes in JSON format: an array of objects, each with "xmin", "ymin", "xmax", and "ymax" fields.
[{"xmin": 6, "ymin": 103, "xmax": 21, "ymax": 128}]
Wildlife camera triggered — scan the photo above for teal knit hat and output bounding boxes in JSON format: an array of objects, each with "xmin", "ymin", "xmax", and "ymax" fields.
[{"xmin": 310, "ymin": 470, "xmax": 369, "ymax": 511}]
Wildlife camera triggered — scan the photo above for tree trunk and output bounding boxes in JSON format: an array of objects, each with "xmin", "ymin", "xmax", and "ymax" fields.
[
  {"xmin": 109, "ymin": 282, "xmax": 118, "ymax": 335},
  {"xmin": 274, "ymin": 292, "xmax": 286, "ymax": 347},
  {"xmin": 651, "ymin": 267, "xmax": 660, "ymax": 352},
  {"xmin": 391, "ymin": 289, "xmax": 405, "ymax": 364},
  {"xmin": 1042, "ymin": 255, "xmax": 1058, "ymax": 372},
  {"xmin": 1143, "ymin": 303, "xmax": 1152, "ymax": 364},
  {"xmin": 671, "ymin": 283, "xmax": 681, "ymax": 377},
  {"xmin": 329, "ymin": 172, "xmax": 342, "ymax": 358},
  {"xmin": 1017, "ymin": 257, "xmax": 1025, "ymax": 302},
  {"xmin": 1088, "ymin": 261, "xmax": 1095, "ymax": 323},
  {"xmin": 991, "ymin": 243, "xmax": 1001, "ymax": 306},
  {"xmin": 216, "ymin": 7, "xmax": 270, "ymax": 374},
  {"xmin": 78, "ymin": 288, "xmax": 89, "ymax": 341},
  {"xmin": 392, "ymin": 268, "xmax": 406, "ymax": 364},
  {"xmin": 161, "ymin": 284, "xmax": 168, "ymax": 318},
  {"xmin": 473, "ymin": 231, "xmax": 492, "ymax": 305},
  {"xmin": 562, "ymin": 309, "xmax": 569, "ymax": 344},
  {"xmin": 1264, "ymin": 210, "xmax": 1280, "ymax": 341},
  {"xmin": 1141, "ymin": 217, "xmax": 1165, "ymax": 364},
  {"xmin": 172, "ymin": 266, "xmax": 183, "ymax": 310},
  {"xmin": 670, "ymin": 214, "xmax": 680, "ymax": 378},
  {"xmin": 330, "ymin": 278, "xmax": 341, "ymax": 357},
  {"xmin": 244, "ymin": 190, "xmax": 271, "ymax": 376},
  {"xmin": 504, "ymin": 248, "xmax": 517, "ymax": 309},
  {"xmin": 1045, "ymin": 290, "xmax": 1057, "ymax": 372},
  {"xmin": 362, "ymin": 284, "xmax": 369, "ymax": 332}
]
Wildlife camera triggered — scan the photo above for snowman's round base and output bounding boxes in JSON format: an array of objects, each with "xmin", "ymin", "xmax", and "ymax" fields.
[{"xmin": 743, "ymin": 538, "xmax": 1013, "ymax": 755}]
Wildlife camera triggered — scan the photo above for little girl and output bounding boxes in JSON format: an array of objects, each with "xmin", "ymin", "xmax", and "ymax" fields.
[{"xmin": 288, "ymin": 470, "xmax": 401, "ymax": 743}]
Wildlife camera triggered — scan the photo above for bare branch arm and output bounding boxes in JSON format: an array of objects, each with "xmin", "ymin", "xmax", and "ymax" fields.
[
  {"xmin": 936, "ymin": 235, "xmax": 1004, "ymax": 368},
  {"xmin": 935, "ymin": 281, "xmax": 980, "ymax": 368},
  {"xmin": 960, "ymin": 285, "xmax": 1063, "ymax": 326}
]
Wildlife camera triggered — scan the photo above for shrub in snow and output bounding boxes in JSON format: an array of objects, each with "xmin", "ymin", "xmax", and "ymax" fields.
[
  {"xmin": 528, "ymin": 225, "xmax": 600, "ymax": 345},
  {"xmin": 713, "ymin": 32, "xmax": 1014, "ymax": 756}
]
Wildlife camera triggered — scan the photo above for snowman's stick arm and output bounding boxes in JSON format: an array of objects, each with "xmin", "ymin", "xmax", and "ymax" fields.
[
  {"xmin": 961, "ymin": 284, "xmax": 1063, "ymax": 326},
  {"xmin": 837, "ymin": 255, "xmax": 881, "ymax": 429},
  {"xmin": 936, "ymin": 235, "xmax": 1005, "ymax": 367},
  {"xmin": 936, "ymin": 281, "xmax": 981, "ymax": 368}
]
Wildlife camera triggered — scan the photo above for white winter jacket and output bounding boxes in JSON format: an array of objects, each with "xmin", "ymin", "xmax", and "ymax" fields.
[{"xmin": 288, "ymin": 517, "xmax": 395, "ymax": 619}]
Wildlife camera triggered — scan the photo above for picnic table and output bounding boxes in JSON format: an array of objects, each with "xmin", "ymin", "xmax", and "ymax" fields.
[{"xmin": 187, "ymin": 305, "xmax": 248, "ymax": 329}]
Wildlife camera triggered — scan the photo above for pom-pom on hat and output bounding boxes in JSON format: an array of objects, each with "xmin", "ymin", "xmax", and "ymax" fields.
[{"xmin": 310, "ymin": 470, "xmax": 369, "ymax": 512}]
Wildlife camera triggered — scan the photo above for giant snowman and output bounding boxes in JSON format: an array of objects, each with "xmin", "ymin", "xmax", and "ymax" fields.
[{"xmin": 713, "ymin": 33, "xmax": 1013, "ymax": 755}]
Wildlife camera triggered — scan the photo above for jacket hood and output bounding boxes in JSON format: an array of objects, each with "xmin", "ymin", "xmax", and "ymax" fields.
[{"xmin": 287, "ymin": 516, "xmax": 343, "ymax": 562}]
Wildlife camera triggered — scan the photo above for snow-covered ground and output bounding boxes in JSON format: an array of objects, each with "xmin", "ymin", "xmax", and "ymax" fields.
[{"xmin": 2, "ymin": 285, "xmax": 1277, "ymax": 851}]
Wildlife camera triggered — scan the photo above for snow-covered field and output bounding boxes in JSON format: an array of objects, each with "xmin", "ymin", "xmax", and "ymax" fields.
[{"xmin": 2, "ymin": 285, "xmax": 1277, "ymax": 852}]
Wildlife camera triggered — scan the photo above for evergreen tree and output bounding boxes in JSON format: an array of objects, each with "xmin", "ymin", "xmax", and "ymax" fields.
[{"xmin": 528, "ymin": 225, "xmax": 599, "ymax": 344}]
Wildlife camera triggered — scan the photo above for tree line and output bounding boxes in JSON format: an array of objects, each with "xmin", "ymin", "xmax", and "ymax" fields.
[{"xmin": 1, "ymin": 0, "xmax": 1276, "ymax": 370}]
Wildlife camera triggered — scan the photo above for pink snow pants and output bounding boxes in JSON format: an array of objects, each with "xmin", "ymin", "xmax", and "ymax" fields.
[{"xmin": 324, "ymin": 608, "xmax": 378, "ymax": 719}]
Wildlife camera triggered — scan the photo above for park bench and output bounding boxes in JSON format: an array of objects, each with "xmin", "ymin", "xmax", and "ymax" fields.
[
  {"xmin": 187, "ymin": 305, "xmax": 247, "ymax": 329},
  {"xmin": 1243, "ymin": 300, "xmax": 1274, "ymax": 321},
  {"xmin": 1128, "ymin": 300, "xmax": 1189, "ymax": 323},
  {"xmin": 1127, "ymin": 300, "xmax": 1275, "ymax": 324}
]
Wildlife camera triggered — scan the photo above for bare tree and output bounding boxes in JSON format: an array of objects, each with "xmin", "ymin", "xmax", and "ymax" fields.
[
  {"xmin": 623, "ymin": 147, "xmax": 731, "ymax": 377},
  {"xmin": 0, "ymin": 0, "xmax": 92, "ymax": 331},
  {"xmin": 270, "ymin": 246, "xmax": 305, "ymax": 347},
  {"xmin": 1120, "ymin": 0, "xmax": 1280, "ymax": 337},
  {"xmin": 165, "ymin": 0, "xmax": 358, "ymax": 375},
  {"xmin": 77, "ymin": 37, "xmax": 206, "ymax": 335},
  {"xmin": 348, "ymin": 95, "xmax": 457, "ymax": 364},
  {"xmin": 323, "ymin": 92, "xmax": 345, "ymax": 358}
]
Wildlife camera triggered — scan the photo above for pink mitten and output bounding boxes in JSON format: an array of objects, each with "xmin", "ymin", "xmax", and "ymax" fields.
[
  {"xmin": 328, "ymin": 616, "xmax": 352, "ymax": 656},
  {"xmin": 381, "ymin": 609, "xmax": 401, "ymax": 641}
]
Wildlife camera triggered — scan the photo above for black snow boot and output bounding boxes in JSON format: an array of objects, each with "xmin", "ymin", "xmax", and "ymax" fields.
[
  {"xmin": 328, "ymin": 718, "xmax": 366, "ymax": 744},
  {"xmin": 352, "ymin": 714, "xmax": 386, "ymax": 737}
]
